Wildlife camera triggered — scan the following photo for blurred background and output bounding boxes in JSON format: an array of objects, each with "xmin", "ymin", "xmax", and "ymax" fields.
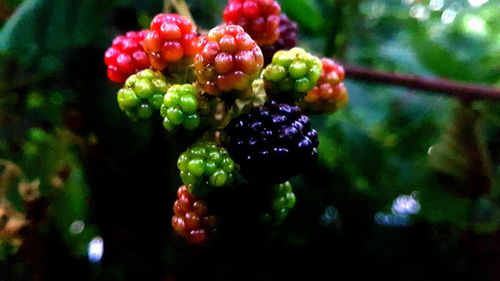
[{"xmin": 0, "ymin": 0, "xmax": 499, "ymax": 280}]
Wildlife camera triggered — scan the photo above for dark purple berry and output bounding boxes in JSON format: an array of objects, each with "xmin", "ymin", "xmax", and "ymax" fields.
[{"xmin": 225, "ymin": 101, "xmax": 319, "ymax": 183}]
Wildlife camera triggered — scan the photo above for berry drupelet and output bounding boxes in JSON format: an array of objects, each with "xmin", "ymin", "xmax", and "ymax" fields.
[
  {"xmin": 226, "ymin": 100, "xmax": 319, "ymax": 183},
  {"xmin": 262, "ymin": 47, "xmax": 322, "ymax": 101},
  {"xmin": 177, "ymin": 142, "xmax": 235, "ymax": 195},
  {"xmin": 104, "ymin": 30, "xmax": 150, "ymax": 83},
  {"xmin": 161, "ymin": 84, "xmax": 202, "ymax": 131},
  {"xmin": 142, "ymin": 14, "xmax": 198, "ymax": 71},
  {"xmin": 261, "ymin": 14, "xmax": 299, "ymax": 64},
  {"xmin": 172, "ymin": 185, "xmax": 216, "ymax": 243},
  {"xmin": 117, "ymin": 69, "xmax": 169, "ymax": 119},
  {"xmin": 194, "ymin": 25, "xmax": 264, "ymax": 97},
  {"xmin": 302, "ymin": 58, "xmax": 349, "ymax": 113}
]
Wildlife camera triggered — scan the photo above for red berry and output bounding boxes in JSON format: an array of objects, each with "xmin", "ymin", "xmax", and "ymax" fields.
[
  {"xmin": 194, "ymin": 25, "xmax": 264, "ymax": 96},
  {"xmin": 223, "ymin": 0, "xmax": 281, "ymax": 46},
  {"xmin": 104, "ymin": 30, "xmax": 150, "ymax": 83},
  {"xmin": 302, "ymin": 58, "xmax": 349, "ymax": 113},
  {"xmin": 171, "ymin": 185, "xmax": 216, "ymax": 243},
  {"xmin": 143, "ymin": 14, "xmax": 198, "ymax": 71}
]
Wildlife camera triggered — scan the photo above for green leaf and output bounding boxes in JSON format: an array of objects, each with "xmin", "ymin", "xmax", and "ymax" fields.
[
  {"xmin": 0, "ymin": 0, "xmax": 113, "ymax": 58},
  {"xmin": 280, "ymin": 0, "xmax": 323, "ymax": 32}
]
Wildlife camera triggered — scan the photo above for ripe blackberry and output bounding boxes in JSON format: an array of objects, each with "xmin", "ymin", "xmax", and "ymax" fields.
[
  {"xmin": 223, "ymin": 0, "xmax": 281, "ymax": 46},
  {"xmin": 225, "ymin": 100, "xmax": 319, "ymax": 183},
  {"xmin": 261, "ymin": 14, "xmax": 299, "ymax": 64},
  {"xmin": 177, "ymin": 142, "xmax": 235, "ymax": 195},
  {"xmin": 142, "ymin": 14, "xmax": 198, "ymax": 71},
  {"xmin": 194, "ymin": 25, "xmax": 264, "ymax": 97},
  {"xmin": 104, "ymin": 30, "xmax": 150, "ymax": 83},
  {"xmin": 117, "ymin": 69, "xmax": 169, "ymax": 119},
  {"xmin": 262, "ymin": 48, "xmax": 322, "ymax": 101},
  {"xmin": 160, "ymin": 84, "xmax": 202, "ymax": 131},
  {"xmin": 302, "ymin": 58, "xmax": 349, "ymax": 113},
  {"xmin": 172, "ymin": 185, "xmax": 216, "ymax": 243}
]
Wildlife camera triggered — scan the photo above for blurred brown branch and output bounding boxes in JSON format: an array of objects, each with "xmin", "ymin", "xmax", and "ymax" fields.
[{"xmin": 345, "ymin": 65, "xmax": 500, "ymax": 102}]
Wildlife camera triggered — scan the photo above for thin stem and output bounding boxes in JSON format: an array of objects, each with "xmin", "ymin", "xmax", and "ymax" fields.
[{"xmin": 345, "ymin": 65, "xmax": 500, "ymax": 102}]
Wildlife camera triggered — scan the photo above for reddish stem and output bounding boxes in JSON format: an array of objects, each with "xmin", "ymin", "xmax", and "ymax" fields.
[{"xmin": 345, "ymin": 65, "xmax": 500, "ymax": 102}]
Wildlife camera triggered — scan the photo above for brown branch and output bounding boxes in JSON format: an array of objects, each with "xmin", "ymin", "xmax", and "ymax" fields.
[{"xmin": 345, "ymin": 65, "xmax": 500, "ymax": 102}]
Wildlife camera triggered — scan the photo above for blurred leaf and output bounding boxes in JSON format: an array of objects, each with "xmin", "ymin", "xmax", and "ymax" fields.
[
  {"xmin": 0, "ymin": 0, "xmax": 113, "ymax": 60},
  {"xmin": 428, "ymin": 104, "xmax": 493, "ymax": 198},
  {"xmin": 409, "ymin": 30, "xmax": 473, "ymax": 82},
  {"xmin": 280, "ymin": 0, "xmax": 323, "ymax": 32}
]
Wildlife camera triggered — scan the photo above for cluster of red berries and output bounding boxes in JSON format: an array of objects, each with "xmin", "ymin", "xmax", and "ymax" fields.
[
  {"xmin": 104, "ymin": 31, "xmax": 150, "ymax": 83},
  {"xmin": 302, "ymin": 58, "xmax": 348, "ymax": 113},
  {"xmin": 172, "ymin": 186, "xmax": 216, "ymax": 243},
  {"xmin": 104, "ymin": 0, "xmax": 348, "ymax": 243},
  {"xmin": 194, "ymin": 25, "xmax": 264, "ymax": 96}
]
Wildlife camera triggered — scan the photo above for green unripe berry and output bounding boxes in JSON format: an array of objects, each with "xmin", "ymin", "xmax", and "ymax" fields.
[
  {"xmin": 187, "ymin": 159, "xmax": 205, "ymax": 176},
  {"xmin": 266, "ymin": 181, "xmax": 296, "ymax": 224},
  {"xmin": 117, "ymin": 88, "xmax": 139, "ymax": 109},
  {"xmin": 262, "ymin": 47, "xmax": 322, "ymax": 102},
  {"xmin": 137, "ymin": 103, "xmax": 153, "ymax": 119},
  {"xmin": 166, "ymin": 108, "xmax": 184, "ymax": 125},
  {"xmin": 134, "ymin": 79, "xmax": 155, "ymax": 99},
  {"xmin": 263, "ymin": 65, "xmax": 287, "ymax": 82},
  {"xmin": 180, "ymin": 170, "xmax": 197, "ymax": 185},
  {"xmin": 160, "ymin": 84, "xmax": 202, "ymax": 131},
  {"xmin": 177, "ymin": 142, "xmax": 236, "ymax": 195},
  {"xmin": 204, "ymin": 161, "xmax": 218, "ymax": 176},
  {"xmin": 138, "ymin": 68, "xmax": 156, "ymax": 80},
  {"xmin": 182, "ymin": 114, "xmax": 200, "ymax": 130},
  {"xmin": 180, "ymin": 95, "xmax": 198, "ymax": 114},
  {"xmin": 209, "ymin": 170, "xmax": 228, "ymax": 187},
  {"xmin": 295, "ymin": 77, "xmax": 311, "ymax": 92},
  {"xmin": 117, "ymin": 70, "xmax": 169, "ymax": 120},
  {"xmin": 177, "ymin": 153, "xmax": 189, "ymax": 171},
  {"xmin": 149, "ymin": 94, "xmax": 164, "ymax": 109},
  {"xmin": 289, "ymin": 61, "xmax": 308, "ymax": 78},
  {"xmin": 163, "ymin": 92, "xmax": 179, "ymax": 108},
  {"xmin": 221, "ymin": 157, "xmax": 234, "ymax": 174}
]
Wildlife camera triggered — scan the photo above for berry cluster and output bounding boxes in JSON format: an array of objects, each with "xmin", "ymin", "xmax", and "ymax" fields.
[
  {"xmin": 172, "ymin": 185, "xmax": 216, "ymax": 243},
  {"xmin": 271, "ymin": 181, "xmax": 296, "ymax": 223},
  {"xmin": 177, "ymin": 142, "xmax": 235, "ymax": 195},
  {"xmin": 302, "ymin": 58, "xmax": 349, "ymax": 113},
  {"xmin": 143, "ymin": 14, "xmax": 198, "ymax": 71},
  {"xmin": 104, "ymin": 31, "xmax": 150, "ymax": 83},
  {"xmin": 161, "ymin": 84, "xmax": 201, "ymax": 131},
  {"xmin": 226, "ymin": 100, "xmax": 319, "ymax": 183},
  {"xmin": 117, "ymin": 69, "xmax": 168, "ymax": 119},
  {"xmin": 261, "ymin": 14, "xmax": 299, "ymax": 64},
  {"xmin": 104, "ymin": 1, "xmax": 348, "ymax": 243},
  {"xmin": 223, "ymin": 0, "xmax": 282, "ymax": 46},
  {"xmin": 262, "ymin": 48, "xmax": 322, "ymax": 101},
  {"xmin": 194, "ymin": 25, "xmax": 264, "ymax": 96}
]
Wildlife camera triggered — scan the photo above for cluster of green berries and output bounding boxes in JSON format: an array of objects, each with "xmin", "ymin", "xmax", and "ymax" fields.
[
  {"xmin": 161, "ymin": 84, "xmax": 202, "ymax": 131},
  {"xmin": 261, "ymin": 182, "xmax": 296, "ymax": 224},
  {"xmin": 117, "ymin": 69, "xmax": 168, "ymax": 119},
  {"xmin": 262, "ymin": 47, "xmax": 322, "ymax": 101},
  {"xmin": 177, "ymin": 142, "xmax": 235, "ymax": 196}
]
